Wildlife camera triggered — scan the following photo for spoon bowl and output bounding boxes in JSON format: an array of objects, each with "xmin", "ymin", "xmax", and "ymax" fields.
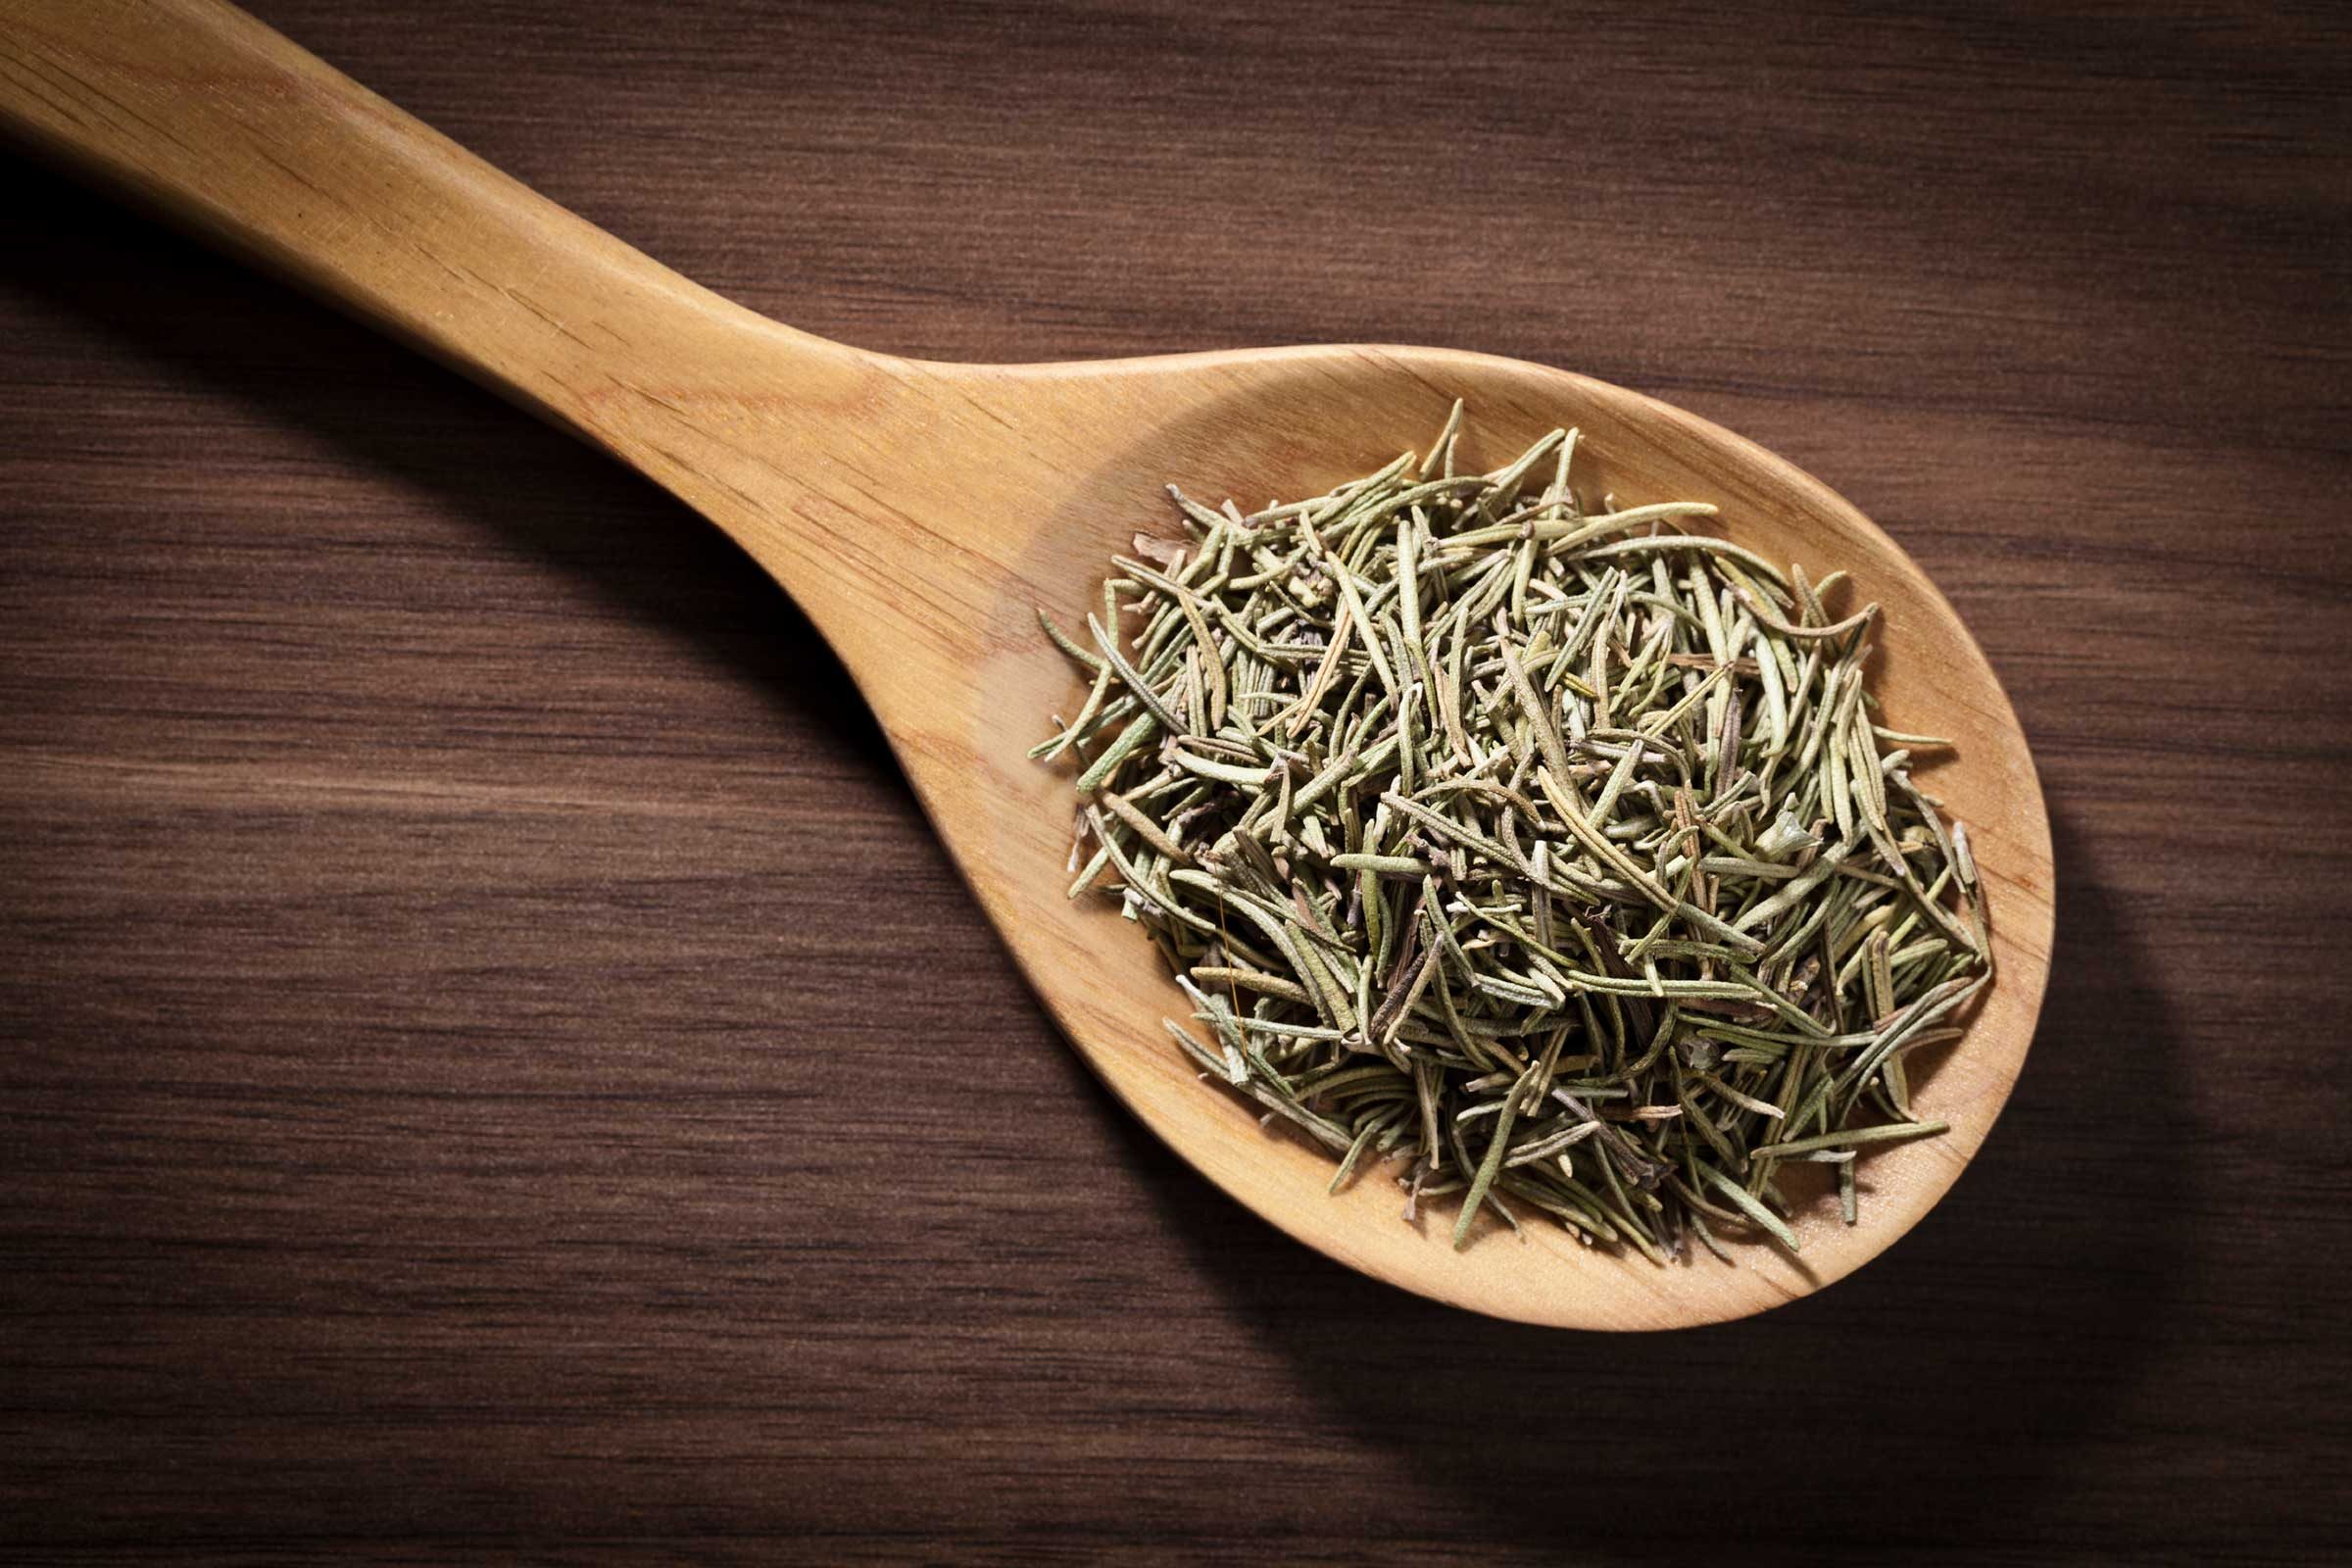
[{"xmin": 0, "ymin": 0, "xmax": 2053, "ymax": 1328}]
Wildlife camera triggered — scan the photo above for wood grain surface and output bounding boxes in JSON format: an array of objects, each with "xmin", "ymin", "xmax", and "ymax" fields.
[{"xmin": 2, "ymin": 0, "xmax": 2346, "ymax": 1561}]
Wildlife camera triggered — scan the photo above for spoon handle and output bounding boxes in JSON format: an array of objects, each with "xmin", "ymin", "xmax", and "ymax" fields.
[{"xmin": 0, "ymin": 0, "xmax": 857, "ymax": 467}]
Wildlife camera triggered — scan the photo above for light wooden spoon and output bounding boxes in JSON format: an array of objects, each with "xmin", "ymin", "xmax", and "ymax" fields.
[{"xmin": 0, "ymin": 0, "xmax": 2051, "ymax": 1329}]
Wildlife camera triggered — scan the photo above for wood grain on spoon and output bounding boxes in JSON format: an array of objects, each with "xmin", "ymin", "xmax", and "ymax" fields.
[{"xmin": 0, "ymin": 0, "xmax": 2052, "ymax": 1327}]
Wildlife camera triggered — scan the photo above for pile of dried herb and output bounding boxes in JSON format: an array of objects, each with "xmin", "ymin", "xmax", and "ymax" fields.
[{"xmin": 1036, "ymin": 405, "xmax": 1991, "ymax": 1262}]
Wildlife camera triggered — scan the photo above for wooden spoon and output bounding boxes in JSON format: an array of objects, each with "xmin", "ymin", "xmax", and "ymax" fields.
[{"xmin": 0, "ymin": 0, "xmax": 2051, "ymax": 1328}]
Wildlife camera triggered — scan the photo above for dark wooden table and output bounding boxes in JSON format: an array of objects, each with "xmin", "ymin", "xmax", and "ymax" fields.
[{"xmin": 5, "ymin": 2, "xmax": 2347, "ymax": 1561}]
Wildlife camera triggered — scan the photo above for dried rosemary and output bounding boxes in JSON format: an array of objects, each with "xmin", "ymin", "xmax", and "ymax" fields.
[{"xmin": 1037, "ymin": 405, "xmax": 1991, "ymax": 1263}]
